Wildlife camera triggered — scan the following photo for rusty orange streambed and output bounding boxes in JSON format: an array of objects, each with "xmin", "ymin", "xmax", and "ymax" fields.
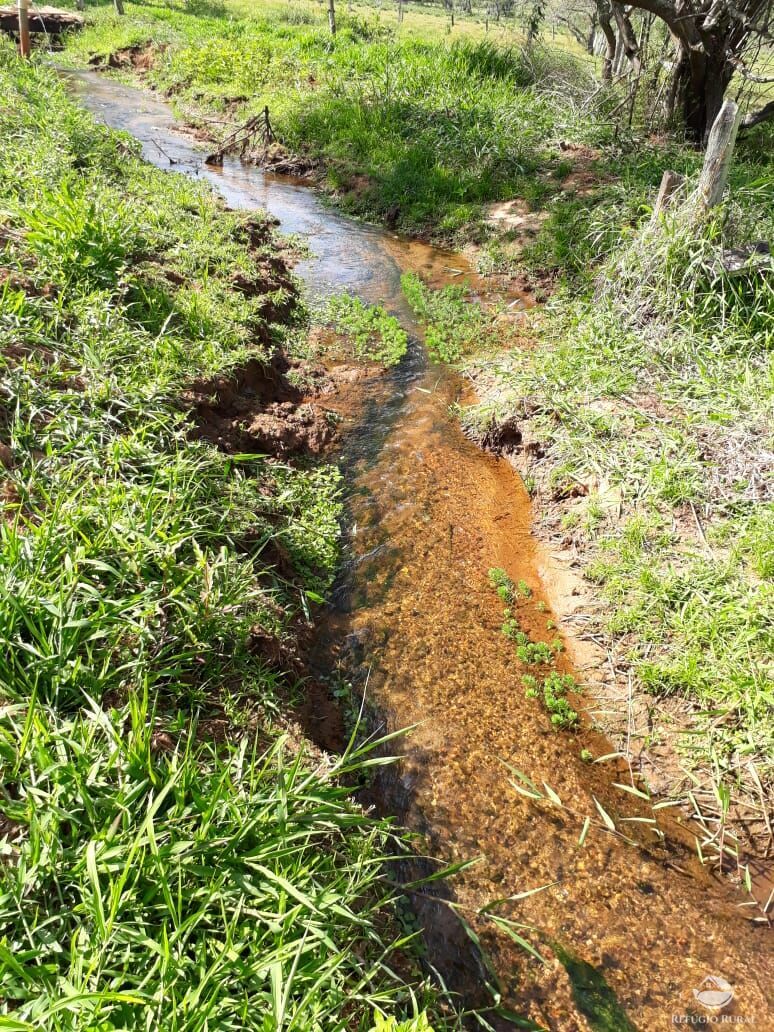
[{"xmin": 69, "ymin": 72, "xmax": 772, "ymax": 1030}]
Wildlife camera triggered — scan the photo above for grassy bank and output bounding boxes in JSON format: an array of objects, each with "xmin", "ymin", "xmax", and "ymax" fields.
[
  {"xmin": 0, "ymin": 50, "xmax": 452, "ymax": 1029},
  {"xmin": 62, "ymin": 0, "xmax": 606, "ymax": 240},
  {"xmin": 462, "ymin": 187, "xmax": 773, "ymax": 817},
  {"xmin": 59, "ymin": 1, "xmax": 771, "ymax": 267}
]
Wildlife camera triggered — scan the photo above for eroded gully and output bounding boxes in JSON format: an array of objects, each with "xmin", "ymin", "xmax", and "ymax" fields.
[{"xmin": 68, "ymin": 73, "xmax": 772, "ymax": 1030}]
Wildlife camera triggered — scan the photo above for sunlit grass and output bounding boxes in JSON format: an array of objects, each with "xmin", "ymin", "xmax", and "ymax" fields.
[
  {"xmin": 61, "ymin": 0, "xmax": 603, "ymax": 239},
  {"xmin": 0, "ymin": 49, "xmax": 453, "ymax": 1029},
  {"xmin": 465, "ymin": 184, "xmax": 774, "ymax": 788}
]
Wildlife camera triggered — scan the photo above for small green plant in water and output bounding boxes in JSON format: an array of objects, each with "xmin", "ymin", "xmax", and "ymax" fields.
[
  {"xmin": 522, "ymin": 671, "xmax": 580, "ymax": 728},
  {"xmin": 542, "ymin": 671, "xmax": 580, "ymax": 729},
  {"xmin": 517, "ymin": 641, "xmax": 555, "ymax": 665},
  {"xmin": 503, "ymin": 621, "xmax": 530, "ymax": 646},
  {"xmin": 402, "ymin": 272, "xmax": 493, "ymax": 363},
  {"xmin": 489, "ymin": 567, "xmax": 515, "ymax": 602},
  {"xmin": 323, "ymin": 293, "xmax": 408, "ymax": 366}
]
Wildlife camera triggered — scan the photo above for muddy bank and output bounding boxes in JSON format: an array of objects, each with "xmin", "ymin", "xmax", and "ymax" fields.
[
  {"xmin": 66, "ymin": 70, "xmax": 773, "ymax": 1031},
  {"xmin": 184, "ymin": 348, "xmax": 380, "ymax": 459},
  {"xmin": 465, "ymin": 376, "xmax": 774, "ymax": 876}
]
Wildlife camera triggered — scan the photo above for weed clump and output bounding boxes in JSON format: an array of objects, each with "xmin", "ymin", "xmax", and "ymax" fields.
[
  {"xmin": 488, "ymin": 569, "xmax": 580, "ymax": 730},
  {"xmin": 322, "ymin": 292, "xmax": 408, "ymax": 366},
  {"xmin": 402, "ymin": 272, "xmax": 495, "ymax": 363}
]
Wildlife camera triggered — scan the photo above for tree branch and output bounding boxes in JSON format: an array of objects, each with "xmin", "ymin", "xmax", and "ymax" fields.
[
  {"xmin": 740, "ymin": 98, "xmax": 774, "ymax": 129},
  {"xmin": 612, "ymin": 3, "xmax": 643, "ymax": 72},
  {"xmin": 731, "ymin": 57, "xmax": 774, "ymax": 83},
  {"xmin": 595, "ymin": 0, "xmax": 618, "ymax": 80}
]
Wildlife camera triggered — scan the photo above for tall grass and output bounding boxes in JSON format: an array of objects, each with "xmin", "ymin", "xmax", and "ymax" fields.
[
  {"xmin": 0, "ymin": 697, "xmax": 420, "ymax": 1030},
  {"xmin": 0, "ymin": 49, "xmax": 452, "ymax": 1029}
]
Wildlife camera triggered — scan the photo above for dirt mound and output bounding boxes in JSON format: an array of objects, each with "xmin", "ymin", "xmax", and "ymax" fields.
[
  {"xmin": 185, "ymin": 352, "xmax": 325, "ymax": 456},
  {"xmin": 89, "ymin": 43, "xmax": 162, "ymax": 74},
  {"xmin": 469, "ymin": 408, "xmax": 545, "ymax": 460},
  {"xmin": 183, "ymin": 350, "xmax": 374, "ymax": 459}
]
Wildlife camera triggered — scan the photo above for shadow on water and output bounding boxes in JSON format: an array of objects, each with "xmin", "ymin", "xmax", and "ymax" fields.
[{"xmin": 553, "ymin": 947, "xmax": 637, "ymax": 1032}]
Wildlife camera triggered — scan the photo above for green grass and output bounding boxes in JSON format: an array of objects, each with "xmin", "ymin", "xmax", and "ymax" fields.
[
  {"xmin": 0, "ymin": 49, "xmax": 454, "ymax": 1029},
  {"xmin": 474, "ymin": 182, "xmax": 774, "ymax": 789},
  {"xmin": 401, "ymin": 272, "xmax": 502, "ymax": 362},
  {"xmin": 322, "ymin": 293, "xmax": 408, "ymax": 366},
  {"xmin": 61, "ymin": 0, "xmax": 604, "ymax": 241},
  {"xmin": 0, "ymin": 698, "xmax": 424, "ymax": 1029}
]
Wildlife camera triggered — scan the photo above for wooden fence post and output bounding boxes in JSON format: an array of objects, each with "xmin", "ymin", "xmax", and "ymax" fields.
[
  {"xmin": 17, "ymin": 0, "xmax": 30, "ymax": 58},
  {"xmin": 697, "ymin": 99, "xmax": 741, "ymax": 210},
  {"xmin": 651, "ymin": 169, "xmax": 684, "ymax": 219}
]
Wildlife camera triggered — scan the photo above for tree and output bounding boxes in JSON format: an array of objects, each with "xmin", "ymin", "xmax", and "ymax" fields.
[
  {"xmin": 328, "ymin": 0, "xmax": 336, "ymax": 35},
  {"xmin": 525, "ymin": 0, "xmax": 547, "ymax": 45},
  {"xmin": 609, "ymin": 1, "xmax": 773, "ymax": 143}
]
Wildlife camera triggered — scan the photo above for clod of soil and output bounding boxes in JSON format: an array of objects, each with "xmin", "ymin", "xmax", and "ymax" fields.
[
  {"xmin": 185, "ymin": 352, "xmax": 329, "ymax": 457},
  {"xmin": 89, "ymin": 42, "xmax": 162, "ymax": 74}
]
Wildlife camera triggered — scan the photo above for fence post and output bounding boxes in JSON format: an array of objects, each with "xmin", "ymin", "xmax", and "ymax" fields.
[
  {"xmin": 651, "ymin": 169, "xmax": 684, "ymax": 219},
  {"xmin": 17, "ymin": 0, "xmax": 30, "ymax": 58},
  {"xmin": 697, "ymin": 99, "xmax": 741, "ymax": 210}
]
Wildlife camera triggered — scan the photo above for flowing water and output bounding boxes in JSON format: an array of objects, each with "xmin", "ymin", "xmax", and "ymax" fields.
[{"xmin": 68, "ymin": 72, "xmax": 772, "ymax": 1030}]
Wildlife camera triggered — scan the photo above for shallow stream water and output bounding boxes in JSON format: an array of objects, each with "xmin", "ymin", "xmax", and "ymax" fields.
[{"xmin": 68, "ymin": 72, "xmax": 772, "ymax": 1030}]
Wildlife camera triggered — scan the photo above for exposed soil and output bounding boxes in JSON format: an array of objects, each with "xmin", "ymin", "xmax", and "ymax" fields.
[
  {"xmin": 183, "ymin": 348, "xmax": 379, "ymax": 459},
  {"xmin": 88, "ymin": 42, "xmax": 163, "ymax": 74}
]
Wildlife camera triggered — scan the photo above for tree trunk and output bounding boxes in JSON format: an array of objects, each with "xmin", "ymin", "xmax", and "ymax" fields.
[
  {"xmin": 612, "ymin": 2, "xmax": 641, "ymax": 74},
  {"xmin": 114, "ymin": 0, "xmax": 125, "ymax": 14},
  {"xmin": 327, "ymin": 0, "xmax": 336, "ymax": 35},
  {"xmin": 609, "ymin": 0, "xmax": 767, "ymax": 145},
  {"xmin": 676, "ymin": 52, "xmax": 735, "ymax": 144},
  {"xmin": 596, "ymin": 2, "xmax": 616, "ymax": 81},
  {"xmin": 586, "ymin": 13, "xmax": 598, "ymax": 55}
]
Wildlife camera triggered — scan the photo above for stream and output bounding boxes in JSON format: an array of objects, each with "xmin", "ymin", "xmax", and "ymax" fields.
[{"xmin": 68, "ymin": 72, "xmax": 771, "ymax": 1030}]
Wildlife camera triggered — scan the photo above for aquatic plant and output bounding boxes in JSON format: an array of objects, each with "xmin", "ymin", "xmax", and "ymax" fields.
[{"xmin": 323, "ymin": 292, "xmax": 408, "ymax": 366}]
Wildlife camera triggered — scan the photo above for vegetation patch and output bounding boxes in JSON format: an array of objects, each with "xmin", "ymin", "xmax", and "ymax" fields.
[
  {"xmin": 322, "ymin": 292, "xmax": 408, "ymax": 366},
  {"xmin": 401, "ymin": 272, "xmax": 501, "ymax": 363},
  {"xmin": 62, "ymin": 1, "xmax": 604, "ymax": 241},
  {"xmin": 0, "ymin": 50, "xmax": 453, "ymax": 1030},
  {"xmin": 488, "ymin": 568, "xmax": 580, "ymax": 730}
]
